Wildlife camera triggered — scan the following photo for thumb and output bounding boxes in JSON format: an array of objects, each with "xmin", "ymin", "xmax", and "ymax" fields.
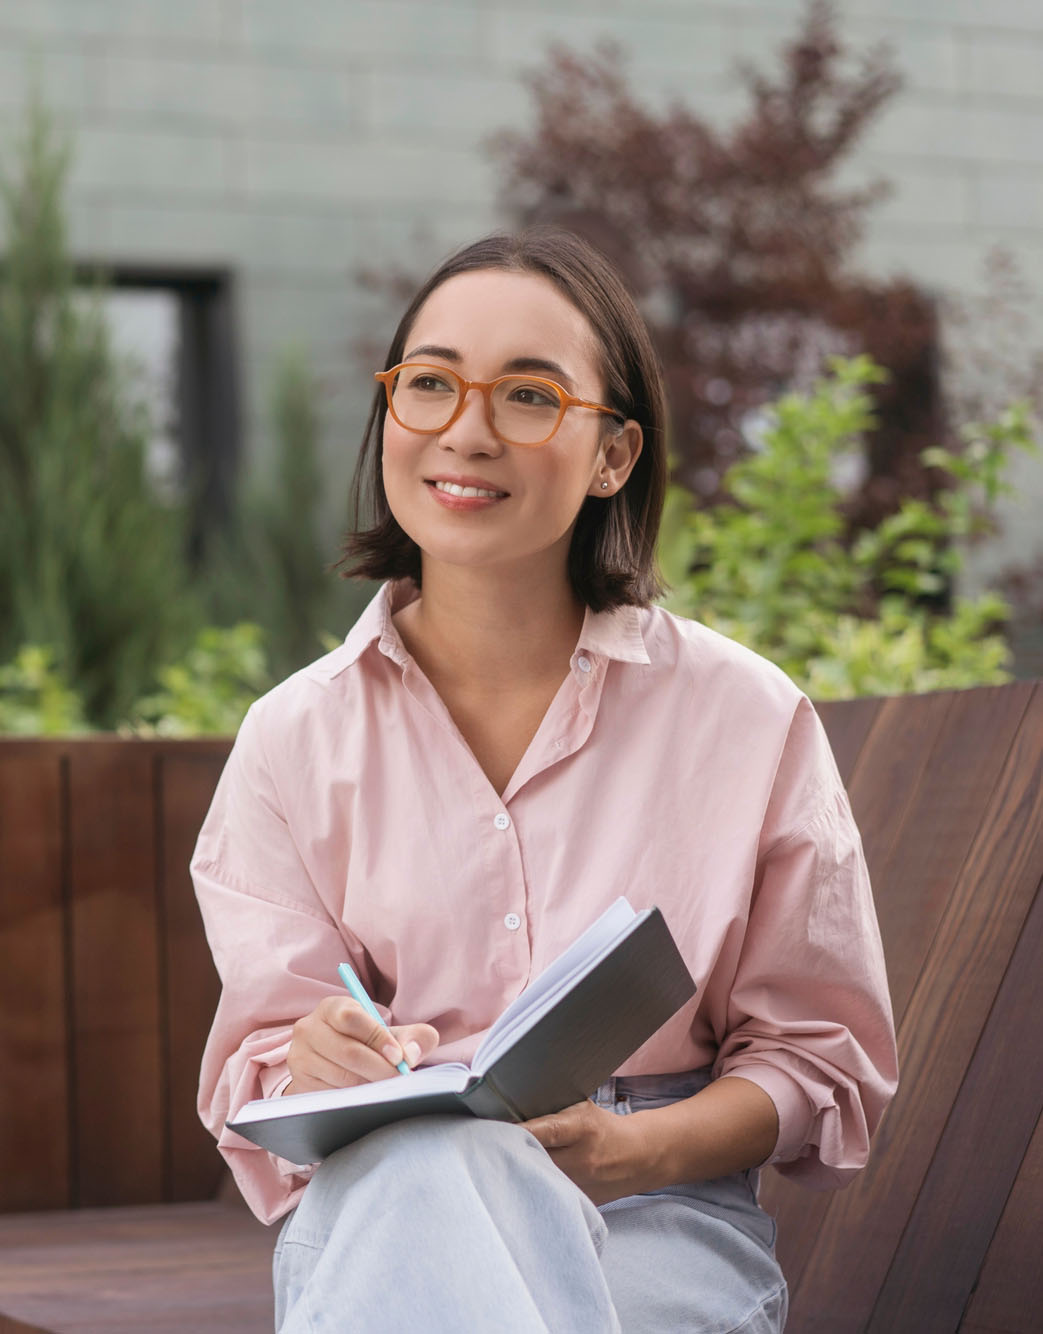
[{"xmin": 390, "ymin": 1022, "xmax": 440, "ymax": 1069}]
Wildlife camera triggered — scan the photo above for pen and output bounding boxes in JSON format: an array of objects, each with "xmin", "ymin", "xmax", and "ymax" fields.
[{"xmin": 337, "ymin": 961, "xmax": 411, "ymax": 1076}]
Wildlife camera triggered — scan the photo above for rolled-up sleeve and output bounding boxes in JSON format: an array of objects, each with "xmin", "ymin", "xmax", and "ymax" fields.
[{"xmin": 713, "ymin": 702, "xmax": 899, "ymax": 1188}]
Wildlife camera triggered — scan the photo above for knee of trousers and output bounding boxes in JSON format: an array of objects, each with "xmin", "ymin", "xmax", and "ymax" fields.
[
  {"xmin": 298, "ymin": 1116, "xmax": 577, "ymax": 1230},
  {"xmin": 286, "ymin": 1116, "xmax": 608, "ymax": 1261},
  {"xmin": 318, "ymin": 1115, "xmax": 545, "ymax": 1191}
]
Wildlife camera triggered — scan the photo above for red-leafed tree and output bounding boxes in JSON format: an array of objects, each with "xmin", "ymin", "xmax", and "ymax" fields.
[{"xmin": 489, "ymin": 1, "xmax": 943, "ymax": 533}]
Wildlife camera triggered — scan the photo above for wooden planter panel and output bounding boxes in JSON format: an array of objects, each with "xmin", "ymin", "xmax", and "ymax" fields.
[
  {"xmin": 0, "ymin": 750, "xmax": 68, "ymax": 1211},
  {"xmin": 0, "ymin": 739, "xmax": 231, "ymax": 1213}
]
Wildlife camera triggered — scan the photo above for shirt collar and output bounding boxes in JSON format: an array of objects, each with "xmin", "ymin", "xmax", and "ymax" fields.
[
  {"xmin": 326, "ymin": 580, "xmax": 417, "ymax": 676},
  {"xmin": 325, "ymin": 580, "xmax": 652, "ymax": 676},
  {"xmin": 577, "ymin": 602, "xmax": 652, "ymax": 665}
]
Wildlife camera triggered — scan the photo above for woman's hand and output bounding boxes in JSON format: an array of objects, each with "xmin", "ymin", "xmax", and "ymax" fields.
[
  {"xmin": 521, "ymin": 1100, "xmax": 658, "ymax": 1206},
  {"xmin": 283, "ymin": 996, "xmax": 440, "ymax": 1096},
  {"xmin": 522, "ymin": 1078, "xmax": 780, "ymax": 1206}
]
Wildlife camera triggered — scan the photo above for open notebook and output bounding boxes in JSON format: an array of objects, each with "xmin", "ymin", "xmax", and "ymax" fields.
[{"xmin": 228, "ymin": 897, "xmax": 696, "ymax": 1165}]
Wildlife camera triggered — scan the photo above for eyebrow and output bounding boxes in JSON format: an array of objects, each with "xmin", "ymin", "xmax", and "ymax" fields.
[{"xmin": 403, "ymin": 345, "xmax": 577, "ymax": 391}]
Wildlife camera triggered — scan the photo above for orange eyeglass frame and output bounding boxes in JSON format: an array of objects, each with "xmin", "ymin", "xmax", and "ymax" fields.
[{"xmin": 373, "ymin": 362, "xmax": 623, "ymax": 447}]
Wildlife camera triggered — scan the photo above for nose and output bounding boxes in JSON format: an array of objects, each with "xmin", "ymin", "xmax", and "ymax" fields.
[{"xmin": 436, "ymin": 387, "xmax": 503, "ymax": 456}]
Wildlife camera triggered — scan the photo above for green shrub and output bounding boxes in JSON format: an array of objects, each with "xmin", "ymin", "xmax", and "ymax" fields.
[
  {"xmin": 0, "ymin": 96, "xmax": 195, "ymax": 727},
  {"xmin": 0, "ymin": 644, "xmax": 89, "ymax": 735},
  {"xmin": 123, "ymin": 623, "xmax": 271, "ymax": 737},
  {"xmin": 658, "ymin": 356, "xmax": 1036, "ymax": 698},
  {"xmin": 0, "ymin": 98, "xmax": 360, "ymax": 737}
]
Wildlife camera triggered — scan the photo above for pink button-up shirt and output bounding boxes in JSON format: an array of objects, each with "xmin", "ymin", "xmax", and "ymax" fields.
[{"xmin": 193, "ymin": 580, "xmax": 897, "ymax": 1224}]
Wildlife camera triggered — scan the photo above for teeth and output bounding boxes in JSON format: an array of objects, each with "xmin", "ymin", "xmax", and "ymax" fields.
[{"xmin": 434, "ymin": 481, "xmax": 505, "ymax": 499}]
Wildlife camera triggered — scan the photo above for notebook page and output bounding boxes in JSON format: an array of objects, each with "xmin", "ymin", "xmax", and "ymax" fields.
[{"xmin": 231, "ymin": 1063, "xmax": 473, "ymax": 1124}]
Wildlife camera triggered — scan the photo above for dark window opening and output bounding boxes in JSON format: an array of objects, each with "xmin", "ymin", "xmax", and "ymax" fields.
[{"xmin": 85, "ymin": 266, "xmax": 241, "ymax": 565}]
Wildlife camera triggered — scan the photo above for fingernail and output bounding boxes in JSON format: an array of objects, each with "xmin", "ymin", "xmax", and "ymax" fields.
[
  {"xmin": 404, "ymin": 1041, "xmax": 421, "ymax": 1068},
  {"xmin": 382, "ymin": 1042, "xmax": 403, "ymax": 1066}
]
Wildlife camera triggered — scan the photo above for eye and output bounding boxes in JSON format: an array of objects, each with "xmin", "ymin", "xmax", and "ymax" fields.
[
  {"xmin": 505, "ymin": 380, "xmax": 561, "ymax": 409},
  {"xmin": 404, "ymin": 369, "xmax": 455, "ymax": 393}
]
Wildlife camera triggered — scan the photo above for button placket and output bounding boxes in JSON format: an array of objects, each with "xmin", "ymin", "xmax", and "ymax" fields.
[
  {"xmin": 495, "ymin": 822, "xmax": 522, "ymax": 934},
  {"xmin": 481, "ymin": 803, "xmax": 528, "ymax": 975}
]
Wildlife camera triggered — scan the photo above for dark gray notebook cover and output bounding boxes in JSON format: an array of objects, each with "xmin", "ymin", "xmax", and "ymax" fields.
[{"xmin": 229, "ymin": 907, "xmax": 696, "ymax": 1165}]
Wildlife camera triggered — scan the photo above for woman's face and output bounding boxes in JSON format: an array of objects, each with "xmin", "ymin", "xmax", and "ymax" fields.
[{"xmin": 381, "ymin": 268, "xmax": 639, "ymax": 588}]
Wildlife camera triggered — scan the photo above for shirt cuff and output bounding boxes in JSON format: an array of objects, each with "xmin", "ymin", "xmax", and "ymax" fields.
[
  {"xmin": 261, "ymin": 1067, "xmax": 294, "ymax": 1100},
  {"xmin": 716, "ymin": 1062, "xmax": 817, "ymax": 1165},
  {"xmin": 257, "ymin": 1043, "xmax": 293, "ymax": 1100}
]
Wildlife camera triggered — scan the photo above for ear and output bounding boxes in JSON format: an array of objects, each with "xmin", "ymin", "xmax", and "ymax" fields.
[{"xmin": 588, "ymin": 420, "xmax": 643, "ymax": 498}]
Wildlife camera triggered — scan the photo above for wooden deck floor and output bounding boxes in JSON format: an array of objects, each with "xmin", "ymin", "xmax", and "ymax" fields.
[{"xmin": 0, "ymin": 1202, "xmax": 275, "ymax": 1334}]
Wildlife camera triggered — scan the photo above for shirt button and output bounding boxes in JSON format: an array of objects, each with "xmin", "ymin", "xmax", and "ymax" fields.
[
  {"xmin": 504, "ymin": 912, "xmax": 521, "ymax": 931},
  {"xmin": 577, "ymin": 656, "xmax": 592, "ymax": 673},
  {"xmin": 493, "ymin": 812, "xmax": 511, "ymax": 830}
]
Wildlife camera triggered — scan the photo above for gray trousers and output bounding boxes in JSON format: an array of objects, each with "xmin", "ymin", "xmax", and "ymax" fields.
[{"xmin": 273, "ymin": 1071, "xmax": 788, "ymax": 1333}]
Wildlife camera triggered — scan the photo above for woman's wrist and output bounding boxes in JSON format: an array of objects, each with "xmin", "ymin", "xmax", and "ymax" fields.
[
  {"xmin": 628, "ymin": 1078, "xmax": 780, "ymax": 1189},
  {"xmin": 611, "ymin": 1106, "xmax": 672, "ymax": 1196}
]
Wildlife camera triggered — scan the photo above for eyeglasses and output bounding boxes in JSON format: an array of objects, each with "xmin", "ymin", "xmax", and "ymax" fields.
[{"xmin": 374, "ymin": 362, "xmax": 622, "ymax": 447}]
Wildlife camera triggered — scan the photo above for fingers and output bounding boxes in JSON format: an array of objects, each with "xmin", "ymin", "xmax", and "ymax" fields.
[
  {"xmin": 520, "ymin": 1102, "xmax": 647, "ymax": 1205},
  {"xmin": 391, "ymin": 1022, "xmax": 440, "ymax": 1069},
  {"xmin": 523, "ymin": 1114, "xmax": 567, "ymax": 1149},
  {"xmin": 315, "ymin": 996, "xmax": 405, "ymax": 1069},
  {"xmin": 522, "ymin": 1101, "xmax": 592, "ymax": 1149},
  {"xmin": 287, "ymin": 1000, "xmax": 441, "ymax": 1095}
]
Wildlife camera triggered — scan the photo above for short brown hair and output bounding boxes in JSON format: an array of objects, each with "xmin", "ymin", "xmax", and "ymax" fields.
[{"xmin": 339, "ymin": 228, "xmax": 668, "ymax": 610}]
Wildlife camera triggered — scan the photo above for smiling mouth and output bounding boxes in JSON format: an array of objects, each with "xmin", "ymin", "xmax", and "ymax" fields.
[{"xmin": 430, "ymin": 480, "xmax": 509, "ymax": 499}]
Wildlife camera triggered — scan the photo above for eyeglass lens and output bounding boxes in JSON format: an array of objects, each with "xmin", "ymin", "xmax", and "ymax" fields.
[{"xmin": 390, "ymin": 364, "xmax": 564, "ymax": 444}]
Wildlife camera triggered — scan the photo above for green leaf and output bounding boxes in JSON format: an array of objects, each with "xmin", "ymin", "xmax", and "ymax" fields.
[{"xmin": 655, "ymin": 355, "xmax": 1037, "ymax": 697}]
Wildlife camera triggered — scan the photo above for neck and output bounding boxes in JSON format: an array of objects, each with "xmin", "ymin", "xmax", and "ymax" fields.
[{"xmin": 394, "ymin": 560, "xmax": 586, "ymax": 693}]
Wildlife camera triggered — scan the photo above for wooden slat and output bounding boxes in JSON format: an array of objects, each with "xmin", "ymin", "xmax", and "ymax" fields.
[
  {"xmin": 814, "ymin": 695, "xmax": 884, "ymax": 785},
  {"xmin": 961, "ymin": 1106, "xmax": 1043, "ymax": 1330},
  {"xmin": 790, "ymin": 685, "xmax": 1043, "ymax": 1331},
  {"xmin": 869, "ymin": 682, "xmax": 1035, "ymax": 1024},
  {"xmin": 869, "ymin": 873, "xmax": 1043, "ymax": 1329},
  {"xmin": 845, "ymin": 689, "xmax": 954, "ymax": 879},
  {"xmin": 159, "ymin": 747, "xmax": 231, "ymax": 1201},
  {"xmin": 774, "ymin": 685, "xmax": 1038, "ymax": 1316},
  {"xmin": 67, "ymin": 743, "xmax": 164, "ymax": 1206},
  {"xmin": 0, "ymin": 747, "xmax": 70, "ymax": 1211},
  {"xmin": 0, "ymin": 1201, "xmax": 275, "ymax": 1333}
]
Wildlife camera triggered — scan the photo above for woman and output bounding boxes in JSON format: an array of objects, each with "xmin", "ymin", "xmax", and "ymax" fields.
[{"xmin": 193, "ymin": 229, "xmax": 898, "ymax": 1333}]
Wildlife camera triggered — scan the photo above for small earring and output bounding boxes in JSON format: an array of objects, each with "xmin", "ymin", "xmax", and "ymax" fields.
[{"xmin": 600, "ymin": 481, "xmax": 609, "ymax": 490}]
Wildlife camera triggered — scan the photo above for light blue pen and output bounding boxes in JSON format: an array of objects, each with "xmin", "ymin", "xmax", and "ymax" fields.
[{"xmin": 337, "ymin": 961, "xmax": 411, "ymax": 1076}]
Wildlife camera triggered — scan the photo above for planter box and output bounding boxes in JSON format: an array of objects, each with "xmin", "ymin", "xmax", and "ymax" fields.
[{"xmin": 0, "ymin": 737, "xmax": 231, "ymax": 1212}]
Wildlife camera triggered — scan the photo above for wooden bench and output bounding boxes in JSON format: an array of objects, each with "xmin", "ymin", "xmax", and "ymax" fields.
[{"xmin": 1, "ymin": 681, "xmax": 1041, "ymax": 1332}]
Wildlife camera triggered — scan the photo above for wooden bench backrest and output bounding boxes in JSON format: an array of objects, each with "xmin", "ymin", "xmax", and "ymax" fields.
[
  {"xmin": 760, "ymin": 681, "xmax": 1043, "ymax": 1332},
  {"xmin": 2, "ymin": 683, "xmax": 1041, "ymax": 1330}
]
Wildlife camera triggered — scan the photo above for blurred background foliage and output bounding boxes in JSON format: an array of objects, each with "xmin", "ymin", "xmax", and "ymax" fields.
[
  {"xmin": 659, "ymin": 357, "xmax": 1033, "ymax": 698},
  {"xmin": 0, "ymin": 2, "xmax": 1039, "ymax": 735},
  {"xmin": 0, "ymin": 98, "xmax": 344, "ymax": 734},
  {"xmin": 0, "ymin": 100, "xmax": 193, "ymax": 728}
]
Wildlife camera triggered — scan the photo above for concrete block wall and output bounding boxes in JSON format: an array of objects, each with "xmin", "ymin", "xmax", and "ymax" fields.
[{"xmin": 0, "ymin": 0, "xmax": 1040, "ymax": 602}]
